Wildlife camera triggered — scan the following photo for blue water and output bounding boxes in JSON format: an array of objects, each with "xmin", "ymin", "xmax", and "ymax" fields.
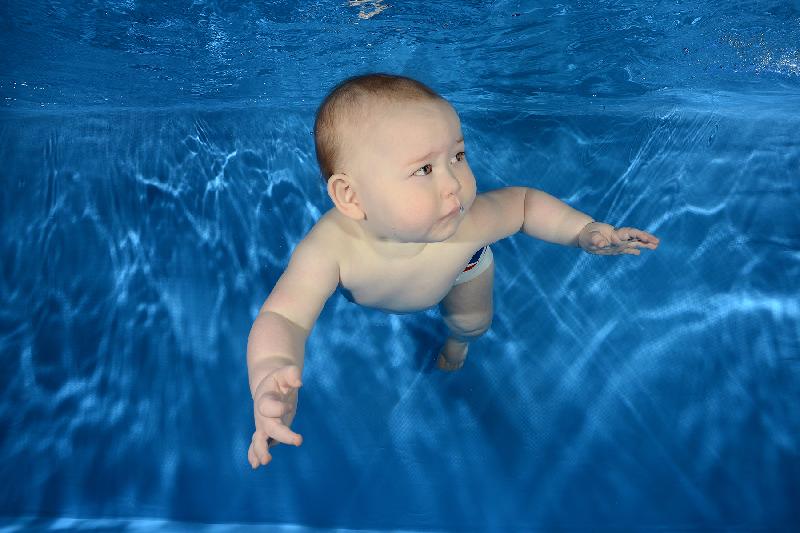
[{"xmin": 1, "ymin": 1, "xmax": 799, "ymax": 531}]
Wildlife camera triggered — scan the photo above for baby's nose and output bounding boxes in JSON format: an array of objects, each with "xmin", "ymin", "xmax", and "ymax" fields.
[{"xmin": 442, "ymin": 168, "xmax": 461, "ymax": 194}]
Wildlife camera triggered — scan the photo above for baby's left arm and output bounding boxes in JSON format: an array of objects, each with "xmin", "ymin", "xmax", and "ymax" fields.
[
  {"xmin": 521, "ymin": 188, "xmax": 660, "ymax": 255},
  {"xmin": 468, "ymin": 187, "xmax": 659, "ymax": 255}
]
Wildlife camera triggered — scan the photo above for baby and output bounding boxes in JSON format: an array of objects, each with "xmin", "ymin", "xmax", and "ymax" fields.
[{"xmin": 246, "ymin": 73, "xmax": 660, "ymax": 469}]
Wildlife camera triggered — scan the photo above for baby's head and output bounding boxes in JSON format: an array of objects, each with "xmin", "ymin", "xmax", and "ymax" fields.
[{"xmin": 313, "ymin": 73, "xmax": 476, "ymax": 244}]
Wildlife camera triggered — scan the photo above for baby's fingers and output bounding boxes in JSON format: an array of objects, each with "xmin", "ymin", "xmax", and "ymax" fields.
[
  {"xmin": 267, "ymin": 422, "xmax": 303, "ymax": 448},
  {"xmin": 622, "ymin": 246, "xmax": 641, "ymax": 256},
  {"xmin": 638, "ymin": 232, "xmax": 660, "ymax": 248},
  {"xmin": 621, "ymin": 228, "xmax": 660, "ymax": 246},
  {"xmin": 249, "ymin": 431, "xmax": 273, "ymax": 468}
]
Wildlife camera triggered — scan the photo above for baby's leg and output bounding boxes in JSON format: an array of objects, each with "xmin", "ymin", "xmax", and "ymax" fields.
[{"xmin": 436, "ymin": 260, "xmax": 494, "ymax": 371}]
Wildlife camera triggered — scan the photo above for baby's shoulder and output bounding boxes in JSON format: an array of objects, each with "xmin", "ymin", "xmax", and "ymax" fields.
[
  {"xmin": 460, "ymin": 188, "xmax": 527, "ymax": 246},
  {"xmin": 299, "ymin": 208, "xmax": 352, "ymax": 259}
]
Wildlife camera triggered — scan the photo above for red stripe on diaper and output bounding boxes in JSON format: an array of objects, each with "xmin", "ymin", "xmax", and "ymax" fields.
[{"xmin": 462, "ymin": 247, "xmax": 485, "ymax": 272}]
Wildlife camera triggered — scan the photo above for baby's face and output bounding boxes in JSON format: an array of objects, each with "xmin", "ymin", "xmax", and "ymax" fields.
[{"xmin": 343, "ymin": 98, "xmax": 477, "ymax": 243}]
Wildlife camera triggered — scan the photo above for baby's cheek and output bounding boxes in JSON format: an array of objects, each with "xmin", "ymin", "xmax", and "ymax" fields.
[
  {"xmin": 461, "ymin": 177, "xmax": 478, "ymax": 207},
  {"xmin": 403, "ymin": 203, "xmax": 432, "ymax": 225},
  {"xmin": 400, "ymin": 201, "xmax": 436, "ymax": 229}
]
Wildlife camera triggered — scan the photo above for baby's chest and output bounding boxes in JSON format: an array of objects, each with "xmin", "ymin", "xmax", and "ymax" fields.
[{"xmin": 338, "ymin": 246, "xmax": 479, "ymax": 312}]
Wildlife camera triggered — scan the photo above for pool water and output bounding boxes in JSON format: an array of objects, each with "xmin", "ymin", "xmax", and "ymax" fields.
[{"xmin": 1, "ymin": 1, "xmax": 799, "ymax": 531}]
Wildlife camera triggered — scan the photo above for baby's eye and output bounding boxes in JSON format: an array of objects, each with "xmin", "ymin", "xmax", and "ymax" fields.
[
  {"xmin": 413, "ymin": 163, "xmax": 434, "ymax": 177},
  {"xmin": 412, "ymin": 152, "xmax": 466, "ymax": 177}
]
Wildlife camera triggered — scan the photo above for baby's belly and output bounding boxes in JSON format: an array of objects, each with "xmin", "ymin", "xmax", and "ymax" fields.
[{"xmin": 339, "ymin": 267, "xmax": 464, "ymax": 313}]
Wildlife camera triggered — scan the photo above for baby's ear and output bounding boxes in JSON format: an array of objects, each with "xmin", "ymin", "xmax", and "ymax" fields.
[{"xmin": 327, "ymin": 174, "xmax": 365, "ymax": 220}]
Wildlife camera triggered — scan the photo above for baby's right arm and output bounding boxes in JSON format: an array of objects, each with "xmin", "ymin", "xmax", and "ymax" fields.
[{"xmin": 246, "ymin": 229, "xmax": 340, "ymax": 469}]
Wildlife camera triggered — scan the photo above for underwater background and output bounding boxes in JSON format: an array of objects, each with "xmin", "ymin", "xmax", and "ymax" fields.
[{"xmin": 1, "ymin": 0, "xmax": 799, "ymax": 531}]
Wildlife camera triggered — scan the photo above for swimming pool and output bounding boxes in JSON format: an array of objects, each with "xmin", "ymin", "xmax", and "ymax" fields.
[{"xmin": 1, "ymin": 0, "xmax": 798, "ymax": 531}]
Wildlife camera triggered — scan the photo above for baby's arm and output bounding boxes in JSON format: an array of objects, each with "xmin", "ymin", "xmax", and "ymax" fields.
[
  {"xmin": 522, "ymin": 187, "xmax": 659, "ymax": 252},
  {"xmin": 471, "ymin": 187, "xmax": 659, "ymax": 253},
  {"xmin": 246, "ymin": 229, "xmax": 340, "ymax": 469},
  {"xmin": 521, "ymin": 188, "xmax": 594, "ymax": 246}
]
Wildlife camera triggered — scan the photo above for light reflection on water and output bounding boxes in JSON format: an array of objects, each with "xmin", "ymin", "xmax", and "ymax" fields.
[
  {"xmin": 1, "ymin": 93, "xmax": 797, "ymax": 529},
  {"xmin": 1, "ymin": 0, "xmax": 799, "ymax": 529}
]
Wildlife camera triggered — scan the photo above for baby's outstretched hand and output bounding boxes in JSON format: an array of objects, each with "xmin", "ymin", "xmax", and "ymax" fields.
[
  {"xmin": 248, "ymin": 364, "xmax": 303, "ymax": 469},
  {"xmin": 578, "ymin": 222, "xmax": 660, "ymax": 256}
]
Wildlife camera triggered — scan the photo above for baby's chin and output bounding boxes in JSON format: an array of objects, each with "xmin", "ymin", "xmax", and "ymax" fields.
[
  {"xmin": 381, "ymin": 212, "xmax": 466, "ymax": 243},
  {"xmin": 427, "ymin": 217, "xmax": 465, "ymax": 243}
]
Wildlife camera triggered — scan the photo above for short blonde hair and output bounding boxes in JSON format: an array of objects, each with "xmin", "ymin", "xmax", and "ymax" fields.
[{"xmin": 313, "ymin": 73, "xmax": 444, "ymax": 182}]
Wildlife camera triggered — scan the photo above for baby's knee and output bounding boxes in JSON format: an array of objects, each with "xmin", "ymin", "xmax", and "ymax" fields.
[{"xmin": 444, "ymin": 311, "xmax": 493, "ymax": 340}]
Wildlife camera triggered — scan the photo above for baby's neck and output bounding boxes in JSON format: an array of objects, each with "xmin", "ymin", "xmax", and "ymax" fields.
[
  {"xmin": 351, "ymin": 220, "xmax": 429, "ymax": 259},
  {"xmin": 363, "ymin": 236, "xmax": 428, "ymax": 260},
  {"xmin": 333, "ymin": 209, "xmax": 431, "ymax": 259}
]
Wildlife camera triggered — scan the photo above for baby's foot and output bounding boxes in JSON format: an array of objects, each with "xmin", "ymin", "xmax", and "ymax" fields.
[{"xmin": 436, "ymin": 339, "xmax": 469, "ymax": 372}]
